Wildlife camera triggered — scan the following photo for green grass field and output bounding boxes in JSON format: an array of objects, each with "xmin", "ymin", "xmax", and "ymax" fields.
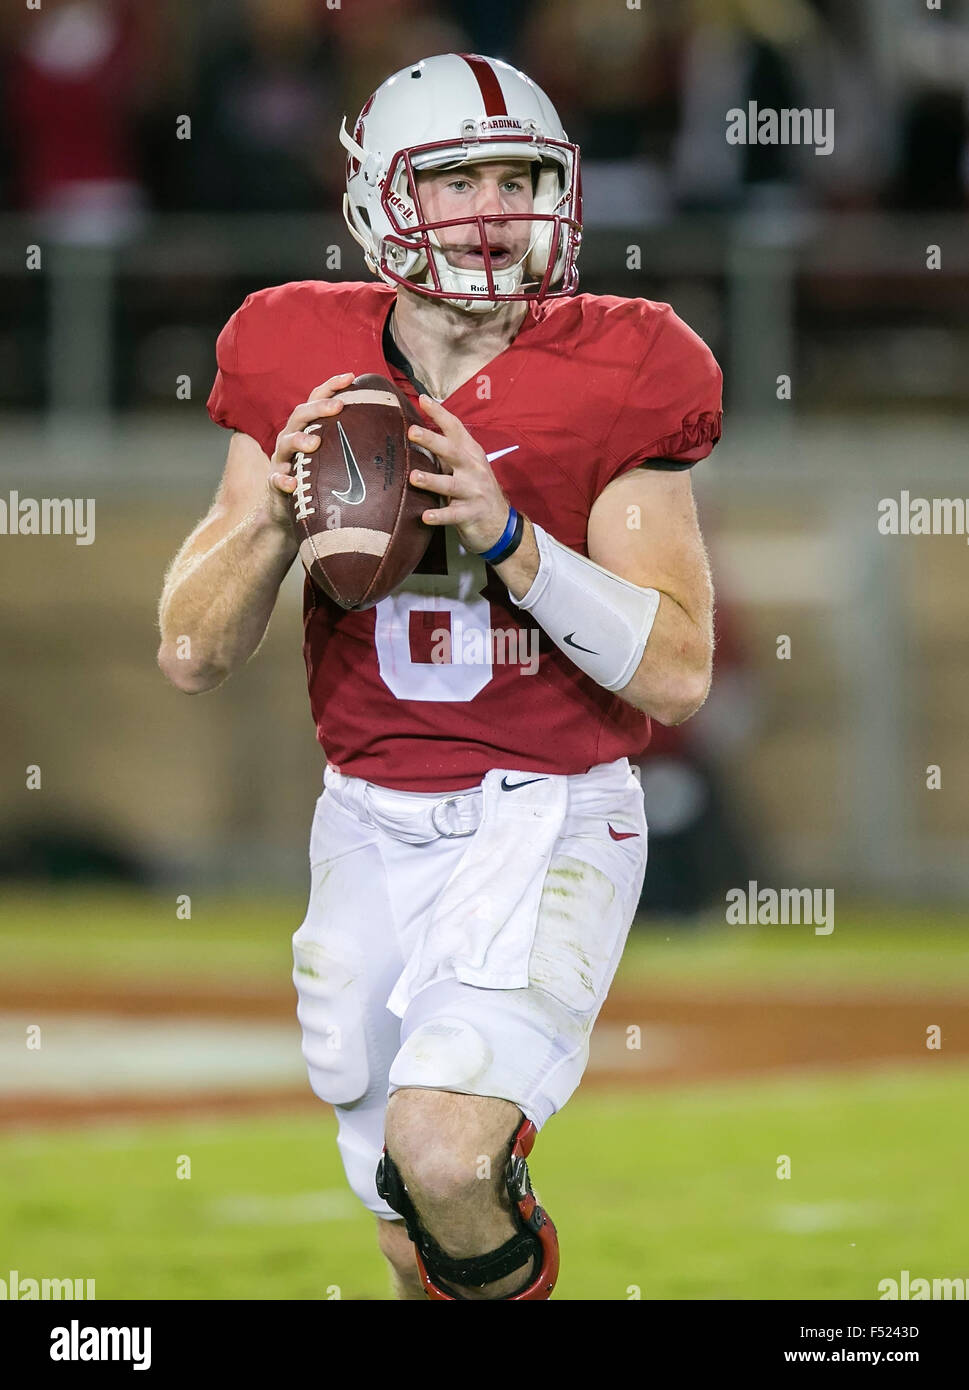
[
  {"xmin": 4, "ymin": 888, "xmax": 969, "ymax": 992},
  {"xmin": 2, "ymin": 892, "xmax": 967, "ymax": 1300},
  {"xmin": 2, "ymin": 1070, "xmax": 967, "ymax": 1300}
]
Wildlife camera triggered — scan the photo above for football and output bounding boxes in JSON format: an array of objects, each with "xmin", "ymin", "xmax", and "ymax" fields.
[{"xmin": 289, "ymin": 373, "xmax": 443, "ymax": 610}]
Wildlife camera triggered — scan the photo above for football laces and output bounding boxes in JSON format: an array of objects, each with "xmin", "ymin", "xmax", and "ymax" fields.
[{"xmin": 293, "ymin": 449, "xmax": 316, "ymax": 522}]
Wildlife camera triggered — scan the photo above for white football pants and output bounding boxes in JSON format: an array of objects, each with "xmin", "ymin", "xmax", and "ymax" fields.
[{"xmin": 292, "ymin": 756, "xmax": 647, "ymax": 1217}]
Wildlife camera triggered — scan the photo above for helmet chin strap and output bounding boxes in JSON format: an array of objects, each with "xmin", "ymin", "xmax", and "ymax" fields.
[
  {"xmin": 435, "ymin": 266, "xmax": 525, "ymax": 314},
  {"xmin": 420, "ymin": 230, "xmax": 538, "ymax": 314}
]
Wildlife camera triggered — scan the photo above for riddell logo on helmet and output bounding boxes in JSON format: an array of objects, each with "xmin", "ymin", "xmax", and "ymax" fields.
[{"xmin": 385, "ymin": 190, "xmax": 415, "ymax": 221}]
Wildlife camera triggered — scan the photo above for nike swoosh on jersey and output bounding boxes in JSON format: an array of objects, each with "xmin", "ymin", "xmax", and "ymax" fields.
[
  {"xmin": 332, "ymin": 421, "xmax": 367, "ymax": 505},
  {"xmin": 485, "ymin": 446, "xmax": 520, "ymax": 463},
  {"xmin": 608, "ymin": 825, "xmax": 640, "ymax": 841},
  {"xmin": 564, "ymin": 632, "xmax": 599, "ymax": 655},
  {"xmin": 500, "ymin": 775, "xmax": 548, "ymax": 791}
]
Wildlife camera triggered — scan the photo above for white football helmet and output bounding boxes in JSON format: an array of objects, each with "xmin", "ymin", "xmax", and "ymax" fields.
[{"xmin": 339, "ymin": 53, "xmax": 582, "ymax": 314}]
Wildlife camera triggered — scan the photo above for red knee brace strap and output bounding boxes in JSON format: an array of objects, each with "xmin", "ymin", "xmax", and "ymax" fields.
[{"xmin": 376, "ymin": 1117, "xmax": 560, "ymax": 1300}]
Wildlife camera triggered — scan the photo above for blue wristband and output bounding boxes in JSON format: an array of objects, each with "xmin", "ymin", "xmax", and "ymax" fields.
[{"xmin": 478, "ymin": 508, "xmax": 519, "ymax": 564}]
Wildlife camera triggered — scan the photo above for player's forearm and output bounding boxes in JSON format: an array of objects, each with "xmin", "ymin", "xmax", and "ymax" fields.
[
  {"xmin": 158, "ymin": 506, "xmax": 297, "ymax": 693},
  {"xmin": 500, "ymin": 516, "xmax": 712, "ymax": 724},
  {"xmin": 614, "ymin": 593, "xmax": 712, "ymax": 724}
]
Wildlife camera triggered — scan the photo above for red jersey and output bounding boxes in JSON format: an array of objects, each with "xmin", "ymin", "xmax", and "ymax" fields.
[{"xmin": 207, "ymin": 280, "xmax": 722, "ymax": 791}]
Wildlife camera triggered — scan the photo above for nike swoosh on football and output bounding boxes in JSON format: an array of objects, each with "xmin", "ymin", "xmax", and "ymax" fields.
[
  {"xmin": 485, "ymin": 446, "xmax": 520, "ymax": 463},
  {"xmin": 608, "ymin": 825, "xmax": 640, "ymax": 841},
  {"xmin": 331, "ymin": 420, "xmax": 367, "ymax": 506},
  {"xmin": 564, "ymin": 632, "xmax": 599, "ymax": 655},
  {"xmin": 500, "ymin": 775, "xmax": 548, "ymax": 791}
]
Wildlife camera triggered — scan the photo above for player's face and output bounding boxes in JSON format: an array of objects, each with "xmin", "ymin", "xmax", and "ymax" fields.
[{"xmin": 414, "ymin": 160, "xmax": 535, "ymax": 273}]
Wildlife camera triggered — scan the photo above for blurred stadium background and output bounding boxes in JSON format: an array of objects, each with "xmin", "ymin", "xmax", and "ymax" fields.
[{"xmin": 1, "ymin": 0, "xmax": 968, "ymax": 1301}]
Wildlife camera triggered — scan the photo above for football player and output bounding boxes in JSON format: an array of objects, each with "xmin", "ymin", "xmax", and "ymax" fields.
[{"xmin": 157, "ymin": 53, "xmax": 722, "ymax": 1300}]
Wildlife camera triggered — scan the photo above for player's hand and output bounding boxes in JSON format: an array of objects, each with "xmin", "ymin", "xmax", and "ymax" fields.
[
  {"xmin": 266, "ymin": 372, "xmax": 356, "ymax": 529},
  {"xmin": 407, "ymin": 395, "xmax": 512, "ymax": 554}
]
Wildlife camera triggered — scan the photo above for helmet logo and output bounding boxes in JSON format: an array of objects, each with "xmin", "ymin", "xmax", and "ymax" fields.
[
  {"xmin": 386, "ymin": 190, "xmax": 415, "ymax": 222},
  {"xmin": 459, "ymin": 116, "xmax": 531, "ymax": 137},
  {"xmin": 478, "ymin": 117, "xmax": 527, "ymax": 133},
  {"xmin": 349, "ymin": 92, "xmax": 376, "ymax": 177}
]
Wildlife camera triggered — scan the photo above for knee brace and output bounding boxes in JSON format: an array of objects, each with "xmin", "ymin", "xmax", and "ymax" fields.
[{"xmin": 375, "ymin": 1117, "xmax": 559, "ymax": 1300}]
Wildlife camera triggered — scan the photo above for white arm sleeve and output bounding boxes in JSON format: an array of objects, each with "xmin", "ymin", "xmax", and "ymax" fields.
[{"xmin": 514, "ymin": 523, "xmax": 661, "ymax": 693}]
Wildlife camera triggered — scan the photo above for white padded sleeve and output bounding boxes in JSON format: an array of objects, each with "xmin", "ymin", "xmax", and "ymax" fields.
[{"xmin": 515, "ymin": 524, "xmax": 661, "ymax": 692}]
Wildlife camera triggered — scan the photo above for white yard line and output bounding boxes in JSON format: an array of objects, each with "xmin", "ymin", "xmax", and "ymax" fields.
[{"xmin": 0, "ymin": 1012, "xmax": 693, "ymax": 1099}]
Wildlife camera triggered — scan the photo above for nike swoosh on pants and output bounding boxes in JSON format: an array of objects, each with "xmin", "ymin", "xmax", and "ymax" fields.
[{"xmin": 608, "ymin": 825, "xmax": 640, "ymax": 841}]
